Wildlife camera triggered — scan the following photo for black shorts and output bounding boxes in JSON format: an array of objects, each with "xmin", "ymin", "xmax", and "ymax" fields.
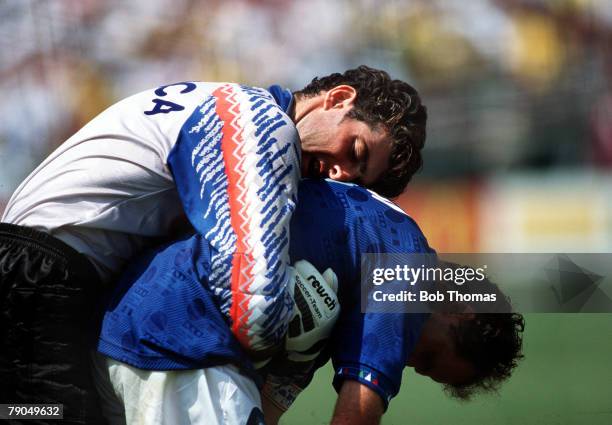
[{"xmin": 0, "ymin": 223, "xmax": 106, "ymax": 425}]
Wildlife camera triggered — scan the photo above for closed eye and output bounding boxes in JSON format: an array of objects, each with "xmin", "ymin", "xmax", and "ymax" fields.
[{"xmin": 353, "ymin": 138, "xmax": 369, "ymax": 178}]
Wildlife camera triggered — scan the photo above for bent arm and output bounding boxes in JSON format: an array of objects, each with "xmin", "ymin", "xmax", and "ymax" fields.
[{"xmin": 167, "ymin": 84, "xmax": 301, "ymax": 351}]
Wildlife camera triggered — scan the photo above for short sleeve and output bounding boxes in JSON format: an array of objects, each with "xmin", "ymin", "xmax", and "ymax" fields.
[{"xmin": 331, "ymin": 311, "xmax": 429, "ymax": 409}]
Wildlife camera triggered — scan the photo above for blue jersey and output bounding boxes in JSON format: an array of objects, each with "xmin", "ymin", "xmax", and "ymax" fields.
[
  {"xmin": 98, "ymin": 179, "xmax": 433, "ymax": 407},
  {"xmin": 288, "ymin": 180, "xmax": 432, "ymax": 407}
]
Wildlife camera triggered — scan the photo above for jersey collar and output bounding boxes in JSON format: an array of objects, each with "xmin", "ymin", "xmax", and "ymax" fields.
[{"xmin": 267, "ymin": 85, "xmax": 295, "ymax": 118}]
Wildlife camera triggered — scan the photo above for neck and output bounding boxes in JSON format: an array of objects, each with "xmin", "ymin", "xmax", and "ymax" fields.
[{"xmin": 293, "ymin": 93, "xmax": 324, "ymax": 124}]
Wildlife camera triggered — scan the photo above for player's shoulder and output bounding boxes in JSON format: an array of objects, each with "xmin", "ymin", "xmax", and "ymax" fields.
[
  {"xmin": 299, "ymin": 180, "xmax": 422, "ymax": 227},
  {"xmin": 101, "ymin": 81, "xmax": 291, "ymax": 120},
  {"xmin": 85, "ymin": 81, "xmax": 219, "ymax": 124},
  {"xmin": 298, "ymin": 179, "xmax": 433, "ymax": 253},
  {"xmin": 229, "ymin": 84, "xmax": 299, "ymax": 145}
]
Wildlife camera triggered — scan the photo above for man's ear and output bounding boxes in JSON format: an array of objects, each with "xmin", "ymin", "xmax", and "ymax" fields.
[{"xmin": 322, "ymin": 85, "xmax": 357, "ymax": 110}]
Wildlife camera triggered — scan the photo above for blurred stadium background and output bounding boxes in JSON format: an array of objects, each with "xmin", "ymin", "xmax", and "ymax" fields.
[{"xmin": 1, "ymin": 0, "xmax": 611, "ymax": 424}]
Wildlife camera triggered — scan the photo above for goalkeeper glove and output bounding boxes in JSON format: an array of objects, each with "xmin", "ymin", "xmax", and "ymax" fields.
[
  {"xmin": 251, "ymin": 260, "xmax": 339, "ymax": 370},
  {"xmin": 285, "ymin": 259, "xmax": 340, "ymax": 362},
  {"xmin": 262, "ymin": 261, "xmax": 339, "ymax": 412}
]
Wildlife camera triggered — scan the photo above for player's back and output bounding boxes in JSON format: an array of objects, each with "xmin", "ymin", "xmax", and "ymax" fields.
[
  {"xmin": 289, "ymin": 179, "xmax": 434, "ymax": 302},
  {"xmin": 98, "ymin": 179, "xmax": 433, "ymax": 379},
  {"xmin": 289, "ymin": 180, "xmax": 434, "ymax": 406}
]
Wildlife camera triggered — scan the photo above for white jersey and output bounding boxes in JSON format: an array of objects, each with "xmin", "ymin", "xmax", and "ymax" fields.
[{"xmin": 2, "ymin": 82, "xmax": 299, "ymax": 285}]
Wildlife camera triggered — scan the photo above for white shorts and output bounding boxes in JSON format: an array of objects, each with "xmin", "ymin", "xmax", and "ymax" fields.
[{"xmin": 91, "ymin": 352, "xmax": 263, "ymax": 425}]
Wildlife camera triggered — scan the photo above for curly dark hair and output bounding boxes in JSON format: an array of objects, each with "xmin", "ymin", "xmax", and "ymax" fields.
[
  {"xmin": 445, "ymin": 311, "xmax": 525, "ymax": 400},
  {"xmin": 294, "ymin": 65, "xmax": 427, "ymax": 197},
  {"xmin": 428, "ymin": 263, "xmax": 525, "ymax": 400}
]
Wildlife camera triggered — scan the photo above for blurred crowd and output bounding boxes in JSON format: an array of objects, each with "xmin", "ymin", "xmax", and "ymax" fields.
[{"xmin": 1, "ymin": 0, "xmax": 611, "ymax": 250}]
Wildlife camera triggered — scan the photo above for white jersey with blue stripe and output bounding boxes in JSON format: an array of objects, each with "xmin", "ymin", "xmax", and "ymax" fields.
[{"xmin": 2, "ymin": 82, "xmax": 300, "ymax": 351}]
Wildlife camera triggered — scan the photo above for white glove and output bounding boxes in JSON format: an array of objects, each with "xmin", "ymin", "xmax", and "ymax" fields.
[{"xmin": 285, "ymin": 260, "xmax": 340, "ymax": 362}]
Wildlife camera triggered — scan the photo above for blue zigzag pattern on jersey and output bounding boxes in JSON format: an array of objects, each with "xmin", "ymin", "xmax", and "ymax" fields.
[
  {"xmin": 170, "ymin": 85, "xmax": 297, "ymax": 345},
  {"xmin": 168, "ymin": 93, "xmax": 236, "ymax": 316},
  {"xmin": 238, "ymin": 85, "xmax": 297, "ymax": 345},
  {"xmin": 194, "ymin": 96, "xmax": 235, "ymax": 314}
]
